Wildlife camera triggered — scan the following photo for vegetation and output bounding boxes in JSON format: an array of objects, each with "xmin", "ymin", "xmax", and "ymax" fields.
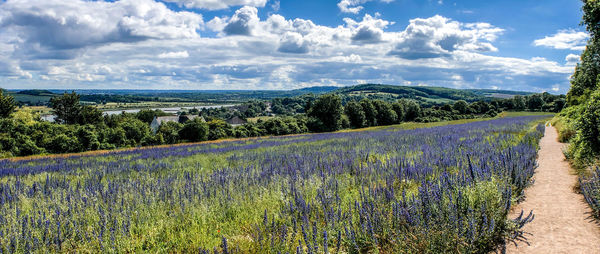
[
  {"xmin": 552, "ymin": 0, "xmax": 600, "ymax": 218},
  {"xmin": 0, "ymin": 116, "xmax": 546, "ymax": 253},
  {"xmin": 0, "ymin": 86, "xmax": 562, "ymax": 158},
  {"xmin": 0, "ymin": 90, "xmax": 16, "ymax": 118}
]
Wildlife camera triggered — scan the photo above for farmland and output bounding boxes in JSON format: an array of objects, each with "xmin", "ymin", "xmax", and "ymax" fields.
[{"xmin": 0, "ymin": 115, "xmax": 548, "ymax": 253}]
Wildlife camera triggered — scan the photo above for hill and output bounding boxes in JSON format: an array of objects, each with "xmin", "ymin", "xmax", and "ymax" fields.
[
  {"xmin": 333, "ymin": 84, "xmax": 486, "ymax": 103},
  {"xmin": 7, "ymin": 84, "xmax": 535, "ymax": 106}
]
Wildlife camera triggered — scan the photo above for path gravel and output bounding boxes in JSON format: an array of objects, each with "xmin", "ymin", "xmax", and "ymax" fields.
[{"xmin": 505, "ymin": 126, "xmax": 600, "ymax": 253}]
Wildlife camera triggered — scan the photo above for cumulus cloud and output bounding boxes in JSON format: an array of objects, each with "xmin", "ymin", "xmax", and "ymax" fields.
[
  {"xmin": 0, "ymin": 4, "xmax": 575, "ymax": 93},
  {"xmin": 163, "ymin": 0, "xmax": 267, "ymax": 10},
  {"xmin": 278, "ymin": 32, "xmax": 309, "ymax": 53},
  {"xmin": 389, "ymin": 15, "xmax": 502, "ymax": 59},
  {"xmin": 347, "ymin": 14, "xmax": 390, "ymax": 44},
  {"xmin": 223, "ymin": 6, "xmax": 259, "ymax": 35},
  {"xmin": 534, "ymin": 30, "xmax": 589, "ymax": 50},
  {"xmin": 565, "ymin": 53, "xmax": 580, "ymax": 65},
  {"xmin": 338, "ymin": 0, "xmax": 394, "ymax": 14},
  {"xmin": 0, "ymin": 0, "xmax": 203, "ymax": 59}
]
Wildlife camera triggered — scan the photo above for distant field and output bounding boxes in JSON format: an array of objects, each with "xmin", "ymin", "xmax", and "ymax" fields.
[
  {"xmin": 246, "ymin": 116, "xmax": 275, "ymax": 123},
  {"xmin": 0, "ymin": 115, "xmax": 547, "ymax": 253}
]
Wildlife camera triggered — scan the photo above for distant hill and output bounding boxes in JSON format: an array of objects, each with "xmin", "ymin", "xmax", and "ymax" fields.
[
  {"xmin": 467, "ymin": 89, "xmax": 533, "ymax": 99},
  {"xmin": 17, "ymin": 89, "xmax": 55, "ymax": 96},
  {"xmin": 331, "ymin": 84, "xmax": 483, "ymax": 103},
  {"xmin": 7, "ymin": 84, "xmax": 535, "ymax": 106},
  {"xmin": 291, "ymin": 86, "xmax": 340, "ymax": 93}
]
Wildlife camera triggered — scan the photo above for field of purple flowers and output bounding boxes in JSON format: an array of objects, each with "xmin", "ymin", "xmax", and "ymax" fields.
[{"xmin": 0, "ymin": 116, "xmax": 547, "ymax": 253}]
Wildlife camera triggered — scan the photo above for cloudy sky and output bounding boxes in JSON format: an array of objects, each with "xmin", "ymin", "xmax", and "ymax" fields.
[{"xmin": 0, "ymin": 0, "xmax": 587, "ymax": 93}]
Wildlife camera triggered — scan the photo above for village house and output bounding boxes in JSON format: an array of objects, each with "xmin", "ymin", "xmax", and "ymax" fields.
[
  {"xmin": 150, "ymin": 115, "xmax": 204, "ymax": 133},
  {"xmin": 225, "ymin": 116, "xmax": 247, "ymax": 127}
]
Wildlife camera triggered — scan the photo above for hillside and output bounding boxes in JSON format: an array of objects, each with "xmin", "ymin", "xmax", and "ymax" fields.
[
  {"xmin": 333, "ymin": 84, "xmax": 489, "ymax": 103},
  {"xmin": 8, "ymin": 85, "xmax": 534, "ymax": 106}
]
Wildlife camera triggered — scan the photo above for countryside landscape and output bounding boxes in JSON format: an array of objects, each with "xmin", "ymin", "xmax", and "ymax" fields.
[{"xmin": 1, "ymin": 0, "xmax": 600, "ymax": 253}]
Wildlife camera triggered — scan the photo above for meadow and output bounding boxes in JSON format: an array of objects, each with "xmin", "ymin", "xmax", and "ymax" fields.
[{"xmin": 0, "ymin": 115, "xmax": 548, "ymax": 253}]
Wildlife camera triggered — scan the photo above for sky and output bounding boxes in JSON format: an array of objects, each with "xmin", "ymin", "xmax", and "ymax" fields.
[{"xmin": 0, "ymin": 0, "xmax": 589, "ymax": 93}]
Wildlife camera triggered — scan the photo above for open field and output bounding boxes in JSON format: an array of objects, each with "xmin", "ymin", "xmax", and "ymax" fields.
[{"xmin": 0, "ymin": 115, "xmax": 548, "ymax": 253}]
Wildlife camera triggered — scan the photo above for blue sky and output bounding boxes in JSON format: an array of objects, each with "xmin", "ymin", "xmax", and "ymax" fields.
[{"xmin": 0, "ymin": 0, "xmax": 589, "ymax": 93}]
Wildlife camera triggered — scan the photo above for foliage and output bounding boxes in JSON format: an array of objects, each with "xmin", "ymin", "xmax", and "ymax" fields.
[
  {"xmin": 179, "ymin": 118, "xmax": 209, "ymax": 142},
  {"xmin": 344, "ymin": 101, "xmax": 366, "ymax": 128},
  {"xmin": 50, "ymin": 92, "xmax": 82, "ymax": 124},
  {"xmin": 0, "ymin": 90, "xmax": 16, "ymax": 118},
  {"xmin": 307, "ymin": 94, "xmax": 343, "ymax": 132}
]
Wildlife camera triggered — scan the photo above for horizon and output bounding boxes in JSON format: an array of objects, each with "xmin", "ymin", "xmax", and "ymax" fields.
[
  {"xmin": 6, "ymin": 83, "xmax": 555, "ymax": 94},
  {"xmin": 0, "ymin": 0, "xmax": 584, "ymax": 94}
]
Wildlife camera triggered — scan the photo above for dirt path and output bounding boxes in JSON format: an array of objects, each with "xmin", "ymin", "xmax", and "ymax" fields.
[{"xmin": 506, "ymin": 125, "xmax": 600, "ymax": 253}]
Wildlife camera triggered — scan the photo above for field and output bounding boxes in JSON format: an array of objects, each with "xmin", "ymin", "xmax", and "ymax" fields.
[{"xmin": 0, "ymin": 116, "xmax": 548, "ymax": 253}]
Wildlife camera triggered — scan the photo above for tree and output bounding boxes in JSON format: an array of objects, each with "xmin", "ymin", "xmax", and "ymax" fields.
[
  {"xmin": 158, "ymin": 121, "xmax": 183, "ymax": 144},
  {"xmin": 373, "ymin": 100, "xmax": 397, "ymax": 126},
  {"xmin": 179, "ymin": 118, "xmax": 209, "ymax": 142},
  {"xmin": 207, "ymin": 120, "xmax": 233, "ymax": 140},
  {"xmin": 119, "ymin": 118, "xmax": 151, "ymax": 146},
  {"xmin": 400, "ymin": 99, "xmax": 421, "ymax": 121},
  {"xmin": 360, "ymin": 99, "xmax": 378, "ymax": 126},
  {"xmin": 0, "ymin": 90, "xmax": 16, "ymax": 118},
  {"xmin": 453, "ymin": 100, "xmax": 469, "ymax": 114},
  {"xmin": 137, "ymin": 109, "xmax": 169, "ymax": 124},
  {"xmin": 391, "ymin": 102, "xmax": 405, "ymax": 123},
  {"xmin": 513, "ymin": 95, "xmax": 526, "ymax": 111},
  {"xmin": 79, "ymin": 105, "xmax": 103, "ymax": 125},
  {"xmin": 526, "ymin": 94, "xmax": 545, "ymax": 111},
  {"xmin": 344, "ymin": 101, "xmax": 366, "ymax": 128},
  {"xmin": 50, "ymin": 92, "xmax": 82, "ymax": 124},
  {"xmin": 307, "ymin": 94, "xmax": 343, "ymax": 132}
]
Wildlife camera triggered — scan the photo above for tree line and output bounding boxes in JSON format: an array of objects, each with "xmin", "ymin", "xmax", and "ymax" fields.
[{"xmin": 0, "ymin": 89, "xmax": 562, "ymax": 157}]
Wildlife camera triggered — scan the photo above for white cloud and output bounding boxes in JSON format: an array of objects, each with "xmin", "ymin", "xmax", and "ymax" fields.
[
  {"xmin": 534, "ymin": 30, "xmax": 589, "ymax": 50},
  {"xmin": 337, "ymin": 0, "xmax": 394, "ymax": 14},
  {"xmin": 0, "ymin": 0, "xmax": 203, "ymax": 59},
  {"xmin": 223, "ymin": 6, "xmax": 259, "ymax": 35},
  {"xmin": 0, "ymin": 4, "xmax": 575, "ymax": 93},
  {"xmin": 163, "ymin": 0, "xmax": 267, "ymax": 10},
  {"xmin": 565, "ymin": 53, "xmax": 580, "ymax": 65},
  {"xmin": 389, "ymin": 15, "xmax": 502, "ymax": 59},
  {"xmin": 158, "ymin": 51, "xmax": 190, "ymax": 58}
]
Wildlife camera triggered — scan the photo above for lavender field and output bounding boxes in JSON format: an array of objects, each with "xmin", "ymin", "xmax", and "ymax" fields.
[{"xmin": 0, "ymin": 116, "xmax": 547, "ymax": 253}]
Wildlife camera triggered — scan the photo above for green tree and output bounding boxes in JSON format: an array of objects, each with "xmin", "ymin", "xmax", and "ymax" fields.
[
  {"xmin": 76, "ymin": 125, "xmax": 100, "ymax": 151},
  {"xmin": 344, "ymin": 101, "xmax": 366, "ymax": 128},
  {"xmin": 453, "ymin": 100, "xmax": 469, "ymax": 114},
  {"xmin": 79, "ymin": 105, "xmax": 104, "ymax": 125},
  {"xmin": 119, "ymin": 118, "xmax": 151, "ymax": 146},
  {"xmin": 391, "ymin": 102, "xmax": 405, "ymax": 123},
  {"xmin": 137, "ymin": 109, "xmax": 169, "ymax": 124},
  {"xmin": 50, "ymin": 92, "xmax": 82, "ymax": 124},
  {"xmin": 179, "ymin": 118, "xmax": 209, "ymax": 142},
  {"xmin": 400, "ymin": 99, "xmax": 421, "ymax": 121},
  {"xmin": 307, "ymin": 94, "xmax": 343, "ymax": 132},
  {"xmin": 0, "ymin": 90, "xmax": 16, "ymax": 118},
  {"xmin": 360, "ymin": 99, "xmax": 378, "ymax": 126},
  {"xmin": 373, "ymin": 100, "xmax": 397, "ymax": 126},
  {"xmin": 526, "ymin": 94, "xmax": 545, "ymax": 111},
  {"xmin": 512, "ymin": 95, "xmax": 526, "ymax": 111},
  {"xmin": 207, "ymin": 120, "xmax": 233, "ymax": 140},
  {"xmin": 158, "ymin": 121, "xmax": 183, "ymax": 144}
]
